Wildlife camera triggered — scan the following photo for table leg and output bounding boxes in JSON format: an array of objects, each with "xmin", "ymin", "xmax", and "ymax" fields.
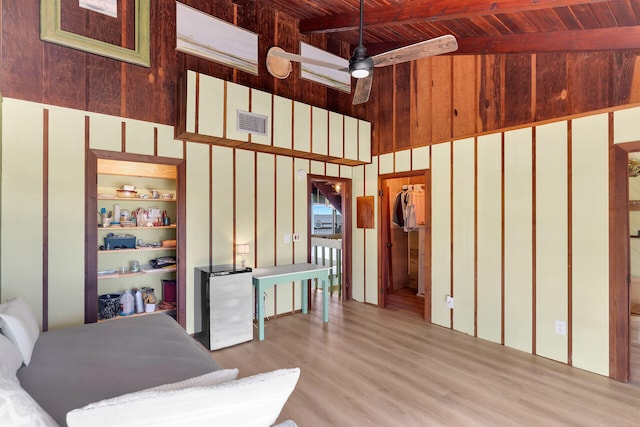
[
  {"xmin": 258, "ymin": 285, "xmax": 265, "ymax": 341},
  {"xmin": 322, "ymin": 276, "xmax": 329, "ymax": 323},
  {"xmin": 301, "ymin": 279, "xmax": 308, "ymax": 314}
]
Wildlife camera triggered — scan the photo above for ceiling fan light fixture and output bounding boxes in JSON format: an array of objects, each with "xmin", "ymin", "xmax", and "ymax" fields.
[{"xmin": 349, "ymin": 45, "xmax": 373, "ymax": 79}]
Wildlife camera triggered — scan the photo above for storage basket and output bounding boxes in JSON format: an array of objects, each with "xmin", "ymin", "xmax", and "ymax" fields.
[{"xmin": 98, "ymin": 293, "xmax": 121, "ymax": 320}]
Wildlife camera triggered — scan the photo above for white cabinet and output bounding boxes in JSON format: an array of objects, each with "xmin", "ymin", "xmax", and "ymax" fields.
[{"xmin": 195, "ymin": 266, "xmax": 253, "ymax": 350}]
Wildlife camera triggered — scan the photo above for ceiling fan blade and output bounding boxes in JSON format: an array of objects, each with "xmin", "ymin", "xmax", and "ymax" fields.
[
  {"xmin": 372, "ymin": 35, "xmax": 458, "ymax": 68},
  {"xmin": 352, "ymin": 74, "xmax": 373, "ymax": 105},
  {"xmin": 268, "ymin": 48, "xmax": 346, "ymax": 71}
]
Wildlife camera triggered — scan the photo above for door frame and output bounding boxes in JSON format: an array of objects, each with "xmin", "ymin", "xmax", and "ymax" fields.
[
  {"xmin": 307, "ymin": 174, "xmax": 352, "ymax": 302},
  {"xmin": 378, "ymin": 169, "xmax": 432, "ymax": 321}
]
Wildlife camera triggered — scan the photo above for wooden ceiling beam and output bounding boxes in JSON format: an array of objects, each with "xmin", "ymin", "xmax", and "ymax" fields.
[
  {"xmin": 453, "ymin": 26, "xmax": 640, "ymax": 54},
  {"xmin": 300, "ymin": 0, "xmax": 609, "ymax": 34}
]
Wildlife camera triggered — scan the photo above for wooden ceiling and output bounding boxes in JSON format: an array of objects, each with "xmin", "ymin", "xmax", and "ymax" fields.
[{"xmin": 261, "ymin": 0, "xmax": 640, "ymax": 55}]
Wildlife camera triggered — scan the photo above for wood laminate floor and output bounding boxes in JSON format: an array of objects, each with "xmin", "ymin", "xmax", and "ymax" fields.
[{"xmin": 212, "ymin": 292, "xmax": 640, "ymax": 426}]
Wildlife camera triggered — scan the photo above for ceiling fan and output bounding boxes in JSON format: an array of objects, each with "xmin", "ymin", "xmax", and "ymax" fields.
[{"xmin": 266, "ymin": 0, "xmax": 458, "ymax": 105}]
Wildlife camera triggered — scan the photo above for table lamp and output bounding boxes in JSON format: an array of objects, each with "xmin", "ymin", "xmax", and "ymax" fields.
[{"xmin": 236, "ymin": 244, "xmax": 250, "ymax": 268}]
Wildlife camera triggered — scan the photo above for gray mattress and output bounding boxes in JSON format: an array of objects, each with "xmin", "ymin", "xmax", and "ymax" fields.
[{"xmin": 17, "ymin": 315, "xmax": 222, "ymax": 426}]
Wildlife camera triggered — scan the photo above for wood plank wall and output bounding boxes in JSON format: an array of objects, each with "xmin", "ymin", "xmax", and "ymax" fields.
[{"xmin": 4, "ymin": 1, "xmax": 640, "ymax": 157}]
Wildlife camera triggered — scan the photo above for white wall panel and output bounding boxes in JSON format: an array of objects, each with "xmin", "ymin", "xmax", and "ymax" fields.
[
  {"xmin": 186, "ymin": 70, "xmax": 197, "ymax": 133},
  {"xmin": 412, "ymin": 146, "xmax": 430, "ymax": 171},
  {"xmin": 329, "ymin": 111, "xmax": 344, "ymax": 158},
  {"xmin": 572, "ymin": 114, "xmax": 609, "ymax": 376},
  {"xmin": 234, "ymin": 149, "xmax": 255, "ymax": 268},
  {"xmin": 225, "ymin": 82, "xmax": 250, "ymax": 142},
  {"xmin": 250, "ymin": 89, "xmax": 273, "ymax": 145},
  {"xmin": 614, "ymin": 106, "xmax": 640, "ymax": 144},
  {"xmin": 198, "ymin": 73, "xmax": 224, "ymax": 138},
  {"xmin": 504, "ymin": 128, "xmax": 533, "ymax": 353},
  {"xmin": 186, "ymin": 142, "xmax": 212, "ymax": 333},
  {"xmin": 359, "ymin": 120, "xmax": 371, "ymax": 163},
  {"xmin": 344, "ymin": 116, "xmax": 359, "ymax": 161},
  {"xmin": 157, "ymin": 124, "xmax": 183, "ymax": 159},
  {"xmin": 211, "ymin": 146, "xmax": 234, "ymax": 266},
  {"xmin": 395, "ymin": 149, "xmax": 411, "ymax": 172},
  {"xmin": 310, "ymin": 161, "xmax": 325, "ymax": 176},
  {"xmin": 272, "ymin": 95, "xmax": 291, "ymax": 149},
  {"xmin": 340, "ymin": 165, "xmax": 353, "ymax": 179},
  {"xmin": 1, "ymin": 99, "xmax": 45, "ymax": 326},
  {"xmin": 47, "ymin": 107, "xmax": 85, "ymax": 329},
  {"xmin": 312, "ymin": 107, "xmax": 328, "ymax": 155},
  {"xmin": 256, "ymin": 153, "xmax": 276, "ymax": 316},
  {"xmin": 352, "ymin": 165, "xmax": 366, "ymax": 302},
  {"xmin": 293, "ymin": 159, "xmax": 310, "ymax": 310},
  {"xmin": 431, "ymin": 142, "xmax": 452, "ymax": 328},
  {"xmin": 125, "ymin": 118, "xmax": 154, "ymax": 155},
  {"xmin": 326, "ymin": 163, "xmax": 340, "ymax": 177},
  {"xmin": 293, "ymin": 102, "xmax": 311, "ymax": 153},
  {"xmin": 452, "ymin": 138, "xmax": 475, "ymax": 335},
  {"xmin": 89, "ymin": 113, "xmax": 121, "ymax": 151},
  {"xmin": 379, "ymin": 153, "xmax": 394, "ymax": 175},
  {"xmin": 276, "ymin": 156, "xmax": 294, "ymax": 313},
  {"xmin": 536, "ymin": 121, "xmax": 569, "ymax": 363},
  {"xmin": 364, "ymin": 158, "xmax": 379, "ymax": 305},
  {"xmin": 476, "ymin": 133, "xmax": 502, "ymax": 344}
]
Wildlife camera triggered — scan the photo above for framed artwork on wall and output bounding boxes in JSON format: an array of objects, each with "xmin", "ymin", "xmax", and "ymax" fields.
[
  {"xmin": 300, "ymin": 42, "xmax": 351, "ymax": 93},
  {"xmin": 40, "ymin": 0, "xmax": 151, "ymax": 67},
  {"xmin": 175, "ymin": 2, "xmax": 259, "ymax": 75}
]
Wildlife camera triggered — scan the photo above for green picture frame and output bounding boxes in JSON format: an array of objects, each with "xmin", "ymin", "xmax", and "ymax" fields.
[{"xmin": 40, "ymin": 0, "xmax": 150, "ymax": 68}]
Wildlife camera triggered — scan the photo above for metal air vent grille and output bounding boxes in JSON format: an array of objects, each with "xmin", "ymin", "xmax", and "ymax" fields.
[{"xmin": 236, "ymin": 110, "xmax": 268, "ymax": 137}]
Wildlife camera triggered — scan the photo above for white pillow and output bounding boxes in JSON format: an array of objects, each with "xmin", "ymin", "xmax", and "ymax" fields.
[
  {"xmin": 67, "ymin": 367, "xmax": 300, "ymax": 427},
  {"xmin": 0, "ymin": 333, "xmax": 23, "ymax": 375},
  {"xmin": 0, "ymin": 366, "xmax": 59, "ymax": 427},
  {"xmin": 0, "ymin": 297, "xmax": 40, "ymax": 365},
  {"xmin": 144, "ymin": 368, "xmax": 238, "ymax": 392}
]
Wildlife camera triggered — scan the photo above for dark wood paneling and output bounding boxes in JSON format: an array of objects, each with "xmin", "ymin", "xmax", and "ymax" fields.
[
  {"xmin": 478, "ymin": 55, "xmax": 502, "ymax": 133},
  {"xmin": 375, "ymin": 66, "xmax": 395, "ymax": 153},
  {"xmin": 569, "ymin": 52, "xmax": 611, "ymax": 114},
  {"xmin": 535, "ymin": 53, "xmax": 569, "ymax": 122},
  {"xmin": 431, "ymin": 56, "xmax": 453, "ymax": 142},
  {"xmin": 453, "ymin": 55, "xmax": 477, "ymax": 137},
  {"xmin": 411, "ymin": 59, "xmax": 433, "ymax": 145},
  {"xmin": 394, "ymin": 62, "xmax": 412, "ymax": 151},
  {"xmin": 503, "ymin": 54, "xmax": 532, "ymax": 127}
]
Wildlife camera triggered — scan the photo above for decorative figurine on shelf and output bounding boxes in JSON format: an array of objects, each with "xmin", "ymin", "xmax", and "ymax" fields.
[{"xmin": 142, "ymin": 287, "xmax": 158, "ymax": 312}]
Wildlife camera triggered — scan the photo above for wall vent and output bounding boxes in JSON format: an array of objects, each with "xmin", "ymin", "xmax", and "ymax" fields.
[{"xmin": 237, "ymin": 110, "xmax": 268, "ymax": 137}]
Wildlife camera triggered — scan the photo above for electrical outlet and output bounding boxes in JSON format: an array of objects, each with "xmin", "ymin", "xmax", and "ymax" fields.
[
  {"xmin": 284, "ymin": 234, "xmax": 291, "ymax": 244},
  {"xmin": 446, "ymin": 295, "xmax": 454, "ymax": 309},
  {"xmin": 292, "ymin": 233, "xmax": 301, "ymax": 242},
  {"xmin": 555, "ymin": 320, "xmax": 566, "ymax": 335}
]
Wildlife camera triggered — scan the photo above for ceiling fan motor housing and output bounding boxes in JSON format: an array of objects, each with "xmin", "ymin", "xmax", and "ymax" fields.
[{"xmin": 349, "ymin": 45, "xmax": 373, "ymax": 78}]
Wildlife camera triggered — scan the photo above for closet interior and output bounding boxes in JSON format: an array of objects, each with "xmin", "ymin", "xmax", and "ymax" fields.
[{"xmin": 382, "ymin": 176, "xmax": 427, "ymax": 315}]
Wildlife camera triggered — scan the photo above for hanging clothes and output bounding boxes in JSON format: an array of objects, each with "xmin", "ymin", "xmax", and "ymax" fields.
[
  {"xmin": 392, "ymin": 191, "xmax": 404, "ymax": 228},
  {"xmin": 393, "ymin": 185, "xmax": 425, "ymax": 232}
]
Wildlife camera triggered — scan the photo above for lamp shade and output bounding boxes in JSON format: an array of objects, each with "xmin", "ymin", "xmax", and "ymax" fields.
[{"xmin": 236, "ymin": 244, "xmax": 250, "ymax": 255}]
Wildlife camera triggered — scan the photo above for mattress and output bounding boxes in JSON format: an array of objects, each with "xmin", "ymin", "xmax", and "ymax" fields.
[{"xmin": 17, "ymin": 315, "xmax": 222, "ymax": 426}]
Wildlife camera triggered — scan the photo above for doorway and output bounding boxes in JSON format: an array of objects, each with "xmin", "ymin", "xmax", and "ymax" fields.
[
  {"xmin": 308, "ymin": 175, "xmax": 352, "ymax": 302},
  {"xmin": 379, "ymin": 171, "xmax": 431, "ymax": 320}
]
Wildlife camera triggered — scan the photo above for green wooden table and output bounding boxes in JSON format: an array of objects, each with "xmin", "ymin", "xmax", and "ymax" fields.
[{"xmin": 252, "ymin": 263, "xmax": 331, "ymax": 340}]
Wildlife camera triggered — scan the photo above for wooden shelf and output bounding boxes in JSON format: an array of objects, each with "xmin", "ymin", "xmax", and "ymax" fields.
[
  {"xmin": 98, "ymin": 196, "xmax": 175, "ymax": 202},
  {"xmin": 98, "ymin": 246, "xmax": 176, "ymax": 254},
  {"xmin": 98, "ymin": 224, "xmax": 176, "ymax": 230},
  {"xmin": 98, "ymin": 265, "xmax": 176, "ymax": 280},
  {"xmin": 97, "ymin": 308, "xmax": 176, "ymax": 322}
]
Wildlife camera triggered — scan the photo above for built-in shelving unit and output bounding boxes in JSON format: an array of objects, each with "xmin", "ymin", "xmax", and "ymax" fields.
[{"xmin": 85, "ymin": 150, "xmax": 186, "ymax": 326}]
